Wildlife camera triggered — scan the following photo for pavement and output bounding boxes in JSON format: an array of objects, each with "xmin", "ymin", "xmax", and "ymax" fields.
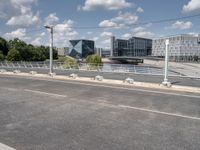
[
  {"xmin": 1, "ymin": 67, "xmax": 200, "ymax": 88},
  {"xmin": 0, "ymin": 75, "xmax": 200, "ymax": 150}
]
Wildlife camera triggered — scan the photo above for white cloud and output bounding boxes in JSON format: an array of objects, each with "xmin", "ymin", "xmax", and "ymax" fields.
[
  {"xmin": 4, "ymin": 28, "xmax": 29, "ymax": 41},
  {"xmin": 53, "ymin": 20, "xmax": 78, "ymax": 47},
  {"xmin": 44, "ymin": 13, "xmax": 59, "ymax": 26},
  {"xmin": 134, "ymin": 31, "xmax": 154, "ymax": 38},
  {"xmin": 183, "ymin": 0, "xmax": 200, "ymax": 13},
  {"xmin": 7, "ymin": 12, "xmax": 40, "ymax": 27},
  {"xmin": 121, "ymin": 33, "xmax": 132, "ymax": 39},
  {"xmin": 101, "ymin": 39, "xmax": 110, "ymax": 45},
  {"xmin": 137, "ymin": 7, "xmax": 144, "ymax": 13},
  {"xmin": 100, "ymin": 32, "xmax": 113, "ymax": 37},
  {"xmin": 81, "ymin": 0, "xmax": 132, "ymax": 11},
  {"xmin": 99, "ymin": 20, "xmax": 118, "ymax": 28},
  {"xmin": 92, "ymin": 37, "xmax": 99, "ymax": 41},
  {"xmin": 98, "ymin": 12, "xmax": 138, "ymax": 29},
  {"xmin": 132, "ymin": 27, "xmax": 145, "ymax": 33},
  {"xmin": 112, "ymin": 11, "xmax": 138, "ymax": 25},
  {"xmin": 31, "ymin": 37, "xmax": 42, "ymax": 45},
  {"xmin": 4, "ymin": 0, "xmax": 40, "ymax": 27},
  {"xmin": 171, "ymin": 21, "xmax": 193, "ymax": 30}
]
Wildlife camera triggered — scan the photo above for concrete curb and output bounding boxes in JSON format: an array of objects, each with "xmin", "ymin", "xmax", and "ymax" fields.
[{"xmin": 1, "ymin": 72, "xmax": 200, "ymax": 94}]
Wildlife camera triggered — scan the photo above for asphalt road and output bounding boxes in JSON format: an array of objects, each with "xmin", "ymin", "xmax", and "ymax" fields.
[
  {"xmin": 0, "ymin": 75, "xmax": 200, "ymax": 150},
  {"xmin": 1, "ymin": 67, "xmax": 200, "ymax": 87}
]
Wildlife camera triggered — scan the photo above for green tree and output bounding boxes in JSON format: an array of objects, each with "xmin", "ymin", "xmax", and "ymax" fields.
[
  {"xmin": 6, "ymin": 49, "xmax": 22, "ymax": 61},
  {"xmin": 0, "ymin": 37, "xmax": 9, "ymax": 56},
  {"xmin": 0, "ymin": 51, "xmax": 5, "ymax": 61},
  {"xmin": 86, "ymin": 54, "xmax": 102, "ymax": 70},
  {"xmin": 86, "ymin": 54, "xmax": 102, "ymax": 64}
]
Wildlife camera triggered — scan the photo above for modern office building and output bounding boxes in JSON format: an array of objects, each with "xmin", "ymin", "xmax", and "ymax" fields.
[
  {"xmin": 69, "ymin": 39, "xmax": 95, "ymax": 58},
  {"xmin": 152, "ymin": 34, "xmax": 200, "ymax": 61},
  {"xmin": 111, "ymin": 36, "xmax": 152, "ymax": 57},
  {"xmin": 95, "ymin": 48, "xmax": 111, "ymax": 58}
]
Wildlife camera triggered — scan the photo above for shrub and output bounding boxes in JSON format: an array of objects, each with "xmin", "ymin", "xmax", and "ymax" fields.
[{"xmin": 62, "ymin": 56, "xmax": 78, "ymax": 69}]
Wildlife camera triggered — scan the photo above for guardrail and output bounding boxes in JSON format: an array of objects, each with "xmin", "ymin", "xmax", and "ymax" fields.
[{"xmin": 0, "ymin": 61, "xmax": 198, "ymax": 78}]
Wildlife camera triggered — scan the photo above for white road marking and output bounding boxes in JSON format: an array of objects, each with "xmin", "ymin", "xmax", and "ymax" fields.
[
  {"xmin": 24, "ymin": 89, "xmax": 67, "ymax": 98},
  {"xmin": 98, "ymin": 102, "xmax": 200, "ymax": 121},
  {"xmin": 26, "ymin": 77, "xmax": 200, "ymax": 99},
  {"xmin": 2, "ymin": 75, "xmax": 200, "ymax": 99},
  {"xmin": 0, "ymin": 87, "xmax": 19, "ymax": 91},
  {"xmin": 118, "ymin": 104, "xmax": 200, "ymax": 121},
  {"xmin": 0, "ymin": 143, "xmax": 16, "ymax": 150}
]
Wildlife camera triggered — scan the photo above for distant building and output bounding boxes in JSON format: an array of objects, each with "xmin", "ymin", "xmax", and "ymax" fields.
[
  {"xmin": 69, "ymin": 39, "xmax": 95, "ymax": 58},
  {"xmin": 152, "ymin": 34, "xmax": 200, "ymax": 60},
  {"xmin": 56, "ymin": 47, "xmax": 69, "ymax": 56},
  {"xmin": 111, "ymin": 36, "xmax": 152, "ymax": 57},
  {"xmin": 95, "ymin": 48, "xmax": 111, "ymax": 58}
]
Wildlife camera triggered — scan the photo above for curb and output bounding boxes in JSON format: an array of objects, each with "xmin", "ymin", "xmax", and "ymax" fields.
[{"xmin": 1, "ymin": 72, "xmax": 200, "ymax": 94}]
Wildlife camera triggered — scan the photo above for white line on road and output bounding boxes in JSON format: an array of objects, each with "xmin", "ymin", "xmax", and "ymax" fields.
[
  {"xmin": 24, "ymin": 89, "xmax": 67, "ymax": 98},
  {"xmin": 118, "ymin": 104, "xmax": 200, "ymax": 121},
  {"xmin": 0, "ymin": 143, "xmax": 16, "ymax": 150},
  {"xmin": 1, "ymin": 75, "xmax": 200, "ymax": 99},
  {"xmin": 31, "ymin": 78, "xmax": 200, "ymax": 99}
]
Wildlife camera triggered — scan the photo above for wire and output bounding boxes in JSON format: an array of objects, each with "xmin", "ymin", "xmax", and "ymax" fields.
[{"xmin": 53, "ymin": 13, "xmax": 200, "ymax": 29}]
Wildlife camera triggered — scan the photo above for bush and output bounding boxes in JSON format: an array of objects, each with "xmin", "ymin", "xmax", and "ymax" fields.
[
  {"xmin": 62, "ymin": 56, "xmax": 78, "ymax": 69},
  {"xmin": 86, "ymin": 54, "xmax": 102, "ymax": 70}
]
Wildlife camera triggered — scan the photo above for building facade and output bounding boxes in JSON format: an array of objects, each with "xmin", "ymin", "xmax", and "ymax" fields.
[
  {"xmin": 56, "ymin": 47, "xmax": 69, "ymax": 56},
  {"xmin": 152, "ymin": 34, "xmax": 200, "ymax": 60},
  {"xmin": 95, "ymin": 48, "xmax": 111, "ymax": 58},
  {"xmin": 111, "ymin": 36, "xmax": 152, "ymax": 57},
  {"xmin": 69, "ymin": 39, "xmax": 95, "ymax": 58}
]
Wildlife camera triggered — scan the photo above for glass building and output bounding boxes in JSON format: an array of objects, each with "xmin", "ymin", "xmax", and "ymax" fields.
[
  {"xmin": 111, "ymin": 36, "xmax": 152, "ymax": 57},
  {"xmin": 69, "ymin": 40, "xmax": 95, "ymax": 58}
]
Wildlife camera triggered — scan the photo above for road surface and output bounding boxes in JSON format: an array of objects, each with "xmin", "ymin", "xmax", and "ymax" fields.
[{"xmin": 0, "ymin": 75, "xmax": 200, "ymax": 150}]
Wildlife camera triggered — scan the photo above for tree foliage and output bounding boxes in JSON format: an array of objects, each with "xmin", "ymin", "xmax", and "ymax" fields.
[
  {"xmin": 0, "ymin": 37, "xmax": 58, "ymax": 61},
  {"xmin": 62, "ymin": 56, "xmax": 78, "ymax": 69},
  {"xmin": 6, "ymin": 49, "xmax": 22, "ymax": 61},
  {"xmin": 86, "ymin": 54, "xmax": 102, "ymax": 64},
  {"xmin": 0, "ymin": 52, "xmax": 5, "ymax": 61},
  {"xmin": 0, "ymin": 37, "xmax": 9, "ymax": 56}
]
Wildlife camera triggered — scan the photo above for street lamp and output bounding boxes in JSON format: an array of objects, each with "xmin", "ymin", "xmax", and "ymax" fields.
[
  {"xmin": 44, "ymin": 25, "xmax": 54, "ymax": 75},
  {"xmin": 162, "ymin": 39, "xmax": 171, "ymax": 87}
]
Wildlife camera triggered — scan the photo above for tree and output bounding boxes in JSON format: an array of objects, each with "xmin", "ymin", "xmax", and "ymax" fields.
[
  {"xmin": 86, "ymin": 54, "xmax": 102, "ymax": 64},
  {"xmin": 0, "ymin": 51, "xmax": 5, "ymax": 61},
  {"xmin": 6, "ymin": 49, "xmax": 22, "ymax": 61},
  {"xmin": 0, "ymin": 37, "xmax": 9, "ymax": 56},
  {"xmin": 86, "ymin": 54, "xmax": 102, "ymax": 70}
]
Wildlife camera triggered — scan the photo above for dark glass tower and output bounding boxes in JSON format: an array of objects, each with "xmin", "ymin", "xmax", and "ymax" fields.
[{"xmin": 69, "ymin": 40, "xmax": 95, "ymax": 58}]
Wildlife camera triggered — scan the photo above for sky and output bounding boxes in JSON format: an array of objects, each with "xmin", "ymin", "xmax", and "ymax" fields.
[{"xmin": 1, "ymin": 0, "xmax": 200, "ymax": 48}]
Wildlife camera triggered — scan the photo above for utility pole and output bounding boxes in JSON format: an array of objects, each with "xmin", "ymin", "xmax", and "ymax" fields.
[
  {"xmin": 44, "ymin": 25, "xmax": 54, "ymax": 75},
  {"xmin": 162, "ymin": 39, "xmax": 171, "ymax": 87}
]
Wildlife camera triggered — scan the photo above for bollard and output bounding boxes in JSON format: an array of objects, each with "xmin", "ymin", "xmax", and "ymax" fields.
[
  {"xmin": 95, "ymin": 75, "xmax": 104, "ymax": 81},
  {"xmin": 124, "ymin": 77, "xmax": 134, "ymax": 84},
  {"xmin": 69, "ymin": 73, "xmax": 78, "ymax": 79}
]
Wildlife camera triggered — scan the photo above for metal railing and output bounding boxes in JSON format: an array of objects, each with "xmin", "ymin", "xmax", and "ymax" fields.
[{"xmin": 0, "ymin": 61, "xmax": 199, "ymax": 78}]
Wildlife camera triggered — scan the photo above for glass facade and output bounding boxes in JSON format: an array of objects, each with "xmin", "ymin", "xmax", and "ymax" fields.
[
  {"xmin": 112, "ymin": 37, "xmax": 152, "ymax": 57},
  {"xmin": 69, "ymin": 40, "xmax": 95, "ymax": 58}
]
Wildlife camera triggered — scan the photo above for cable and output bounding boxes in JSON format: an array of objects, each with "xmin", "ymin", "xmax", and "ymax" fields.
[{"xmin": 53, "ymin": 13, "xmax": 200, "ymax": 29}]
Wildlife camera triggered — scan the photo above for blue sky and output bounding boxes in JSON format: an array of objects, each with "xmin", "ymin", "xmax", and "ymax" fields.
[{"xmin": 0, "ymin": 0, "xmax": 200, "ymax": 48}]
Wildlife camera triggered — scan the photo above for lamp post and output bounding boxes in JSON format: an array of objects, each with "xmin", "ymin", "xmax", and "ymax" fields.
[
  {"xmin": 44, "ymin": 25, "xmax": 54, "ymax": 75},
  {"xmin": 162, "ymin": 39, "xmax": 171, "ymax": 87}
]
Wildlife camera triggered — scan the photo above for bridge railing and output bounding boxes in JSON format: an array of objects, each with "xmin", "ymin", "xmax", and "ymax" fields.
[{"xmin": 0, "ymin": 61, "xmax": 198, "ymax": 78}]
